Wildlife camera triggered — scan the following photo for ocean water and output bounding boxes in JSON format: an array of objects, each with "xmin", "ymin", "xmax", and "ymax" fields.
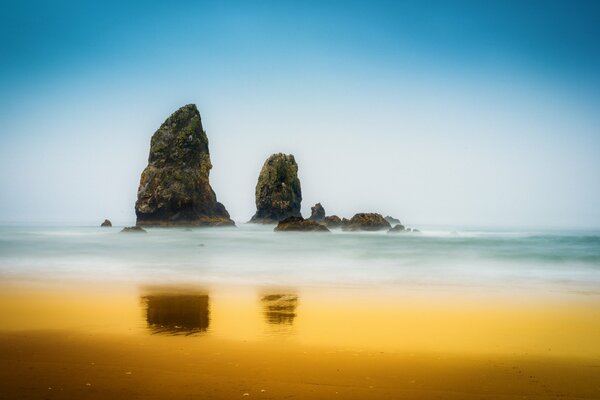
[{"xmin": 0, "ymin": 224, "xmax": 599, "ymax": 292}]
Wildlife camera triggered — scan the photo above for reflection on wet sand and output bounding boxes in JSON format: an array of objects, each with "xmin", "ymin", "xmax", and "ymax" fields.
[
  {"xmin": 261, "ymin": 294, "xmax": 298, "ymax": 325},
  {"xmin": 142, "ymin": 292, "xmax": 209, "ymax": 335}
]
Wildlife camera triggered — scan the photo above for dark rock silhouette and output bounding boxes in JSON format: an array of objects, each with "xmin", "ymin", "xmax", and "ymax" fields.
[
  {"xmin": 388, "ymin": 224, "xmax": 406, "ymax": 233},
  {"xmin": 275, "ymin": 216, "xmax": 330, "ymax": 232},
  {"xmin": 342, "ymin": 213, "xmax": 391, "ymax": 231},
  {"xmin": 135, "ymin": 104, "xmax": 234, "ymax": 227},
  {"xmin": 308, "ymin": 203, "xmax": 325, "ymax": 221},
  {"xmin": 121, "ymin": 226, "xmax": 147, "ymax": 233},
  {"xmin": 250, "ymin": 153, "xmax": 302, "ymax": 223},
  {"xmin": 384, "ymin": 216, "xmax": 401, "ymax": 225},
  {"xmin": 100, "ymin": 219, "xmax": 112, "ymax": 227},
  {"xmin": 323, "ymin": 215, "xmax": 342, "ymax": 228}
]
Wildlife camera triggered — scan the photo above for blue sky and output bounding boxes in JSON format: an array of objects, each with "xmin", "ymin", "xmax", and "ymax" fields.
[{"xmin": 1, "ymin": 0, "xmax": 599, "ymax": 227}]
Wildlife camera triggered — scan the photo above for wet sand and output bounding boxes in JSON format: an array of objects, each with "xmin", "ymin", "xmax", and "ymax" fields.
[{"xmin": 0, "ymin": 280, "xmax": 599, "ymax": 399}]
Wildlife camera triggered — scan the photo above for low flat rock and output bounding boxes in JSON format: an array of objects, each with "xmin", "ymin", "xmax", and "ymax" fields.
[
  {"xmin": 342, "ymin": 213, "xmax": 391, "ymax": 231},
  {"xmin": 121, "ymin": 226, "xmax": 147, "ymax": 233},
  {"xmin": 274, "ymin": 216, "xmax": 330, "ymax": 232}
]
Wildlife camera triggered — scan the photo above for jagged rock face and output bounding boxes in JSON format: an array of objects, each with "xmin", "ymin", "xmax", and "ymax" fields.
[
  {"xmin": 135, "ymin": 104, "xmax": 234, "ymax": 227},
  {"xmin": 342, "ymin": 213, "xmax": 391, "ymax": 231},
  {"xmin": 309, "ymin": 203, "xmax": 325, "ymax": 221},
  {"xmin": 250, "ymin": 153, "xmax": 302, "ymax": 223},
  {"xmin": 274, "ymin": 216, "xmax": 330, "ymax": 232}
]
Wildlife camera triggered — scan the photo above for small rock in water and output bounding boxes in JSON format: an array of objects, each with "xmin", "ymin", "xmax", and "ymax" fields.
[
  {"xmin": 275, "ymin": 216, "xmax": 330, "ymax": 232},
  {"xmin": 384, "ymin": 215, "xmax": 401, "ymax": 225},
  {"xmin": 100, "ymin": 219, "xmax": 112, "ymax": 227},
  {"xmin": 388, "ymin": 224, "xmax": 406, "ymax": 233},
  {"xmin": 120, "ymin": 226, "xmax": 147, "ymax": 233},
  {"xmin": 342, "ymin": 213, "xmax": 391, "ymax": 231}
]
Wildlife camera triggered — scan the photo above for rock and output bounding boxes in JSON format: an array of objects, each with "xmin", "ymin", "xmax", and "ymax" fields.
[
  {"xmin": 384, "ymin": 216, "xmax": 401, "ymax": 225},
  {"xmin": 412, "ymin": 228, "xmax": 421, "ymax": 233},
  {"xmin": 342, "ymin": 213, "xmax": 391, "ymax": 231},
  {"xmin": 274, "ymin": 216, "xmax": 330, "ymax": 232},
  {"xmin": 308, "ymin": 203, "xmax": 325, "ymax": 221},
  {"xmin": 250, "ymin": 153, "xmax": 302, "ymax": 223},
  {"xmin": 387, "ymin": 224, "xmax": 406, "ymax": 233},
  {"xmin": 121, "ymin": 226, "xmax": 147, "ymax": 233},
  {"xmin": 323, "ymin": 215, "xmax": 342, "ymax": 228},
  {"xmin": 135, "ymin": 104, "xmax": 234, "ymax": 227},
  {"xmin": 100, "ymin": 219, "xmax": 112, "ymax": 227}
]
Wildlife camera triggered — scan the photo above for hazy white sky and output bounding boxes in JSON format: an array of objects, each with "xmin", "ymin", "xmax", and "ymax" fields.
[{"xmin": 1, "ymin": 1, "xmax": 599, "ymax": 228}]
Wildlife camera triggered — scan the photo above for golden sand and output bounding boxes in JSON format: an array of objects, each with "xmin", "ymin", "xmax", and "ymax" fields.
[{"xmin": 0, "ymin": 280, "xmax": 599, "ymax": 399}]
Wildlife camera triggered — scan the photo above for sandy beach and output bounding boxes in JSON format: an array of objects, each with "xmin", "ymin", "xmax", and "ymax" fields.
[{"xmin": 1, "ymin": 279, "xmax": 599, "ymax": 399}]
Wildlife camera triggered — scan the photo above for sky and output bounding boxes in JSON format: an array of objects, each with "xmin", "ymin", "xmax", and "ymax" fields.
[{"xmin": 0, "ymin": 0, "xmax": 599, "ymax": 228}]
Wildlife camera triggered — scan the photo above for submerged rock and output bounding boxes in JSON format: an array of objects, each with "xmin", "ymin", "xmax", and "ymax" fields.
[
  {"xmin": 308, "ymin": 203, "xmax": 325, "ymax": 221},
  {"xmin": 342, "ymin": 213, "xmax": 391, "ymax": 231},
  {"xmin": 384, "ymin": 216, "xmax": 401, "ymax": 225},
  {"xmin": 121, "ymin": 226, "xmax": 147, "ymax": 233},
  {"xmin": 250, "ymin": 153, "xmax": 302, "ymax": 223},
  {"xmin": 323, "ymin": 215, "xmax": 342, "ymax": 228},
  {"xmin": 387, "ymin": 224, "xmax": 406, "ymax": 233},
  {"xmin": 135, "ymin": 104, "xmax": 234, "ymax": 227},
  {"xmin": 100, "ymin": 219, "xmax": 112, "ymax": 227},
  {"xmin": 274, "ymin": 216, "xmax": 330, "ymax": 232}
]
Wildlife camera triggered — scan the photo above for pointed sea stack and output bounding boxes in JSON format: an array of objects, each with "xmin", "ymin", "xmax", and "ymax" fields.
[
  {"xmin": 135, "ymin": 104, "xmax": 234, "ymax": 227},
  {"xmin": 250, "ymin": 153, "xmax": 302, "ymax": 223}
]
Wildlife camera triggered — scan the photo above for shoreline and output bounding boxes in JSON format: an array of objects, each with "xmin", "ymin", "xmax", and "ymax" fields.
[{"xmin": 1, "ymin": 277, "xmax": 599, "ymax": 398}]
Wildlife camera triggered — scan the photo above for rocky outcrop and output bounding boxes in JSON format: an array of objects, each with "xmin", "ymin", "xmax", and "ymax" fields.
[
  {"xmin": 250, "ymin": 153, "xmax": 302, "ymax": 223},
  {"xmin": 135, "ymin": 104, "xmax": 234, "ymax": 227},
  {"xmin": 387, "ymin": 224, "xmax": 406, "ymax": 233},
  {"xmin": 121, "ymin": 226, "xmax": 147, "ymax": 233},
  {"xmin": 323, "ymin": 215, "xmax": 342, "ymax": 228},
  {"xmin": 308, "ymin": 203, "xmax": 325, "ymax": 221},
  {"xmin": 100, "ymin": 219, "xmax": 112, "ymax": 227},
  {"xmin": 384, "ymin": 216, "xmax": 401, "ymax": 225},
  {"xmin": 274, "ymin": 216, "xmax": 330, "ymax": 232},
  {"xmin": 388, "ymin": 224, "xmax": 421, "ymax": 234},
  {"xmin": 342, "ymin": 213, "xmax": 391, "ymax": 231}
]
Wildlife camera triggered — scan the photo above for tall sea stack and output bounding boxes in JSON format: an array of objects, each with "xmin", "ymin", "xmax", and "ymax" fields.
[
  {"xmin": 250, "ymin": 153, "xmax": 302, "ymax": 223},
  {"xmin": 135, "ymin": 104, "xmax": 234, "ymax": 226}
]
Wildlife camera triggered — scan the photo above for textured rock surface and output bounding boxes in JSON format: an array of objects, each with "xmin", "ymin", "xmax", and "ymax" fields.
[
  {"xmin": 250, "ymin": 153, "xmax": 302, "ymax": 223},
  {"xmin": 384, "ymin": 216, "xmax": 401, "ymax": 225},
  {"xmin": 121, "ymin": 226, "xmax": 147, "ymax": 233},
  {"xmin": 100, "ymin": 219, "xmax": 112, "ymax": 227},
  {"xmin": 309, "ymin": 203, "xmax": 325, "ymax": 221},
  {"xmin": 342, "ymin": 213, "xmax": 391, "ymax": 231},
  {"xmin": 135, "ymin": 104, "xmax": 234, "ymax": 227},
  {"xmin": 323, "ymin": 215, "xmax": 342, "ymax": 228},
  {"xmin": 274, "ymin": 216, "xmax": 330, "ymax": 232}
]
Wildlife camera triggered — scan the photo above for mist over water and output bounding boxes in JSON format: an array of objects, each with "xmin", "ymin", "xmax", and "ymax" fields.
[{"xmin": 1, "ymin": 224, "xmax": 598, "ymax": 293}]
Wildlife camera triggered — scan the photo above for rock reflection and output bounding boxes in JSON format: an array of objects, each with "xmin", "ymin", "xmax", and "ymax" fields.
[
  {"xmin": 261, "ymin": 294, "xmax": 298, "ymax": 325},
  {"xmin": 142, "ymin": 291, "xmax": 209, "ymax": 335}
]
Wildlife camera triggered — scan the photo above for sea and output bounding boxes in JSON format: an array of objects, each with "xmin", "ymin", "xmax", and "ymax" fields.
[{"xmin": 1, "ymin": 224, "xmax": 599, "ymax": 293}]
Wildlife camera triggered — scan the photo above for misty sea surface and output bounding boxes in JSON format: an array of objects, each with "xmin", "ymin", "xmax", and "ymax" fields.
[{"xmin": 0, "ymin": 224, "xmax": 599, "ymax": 293}]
